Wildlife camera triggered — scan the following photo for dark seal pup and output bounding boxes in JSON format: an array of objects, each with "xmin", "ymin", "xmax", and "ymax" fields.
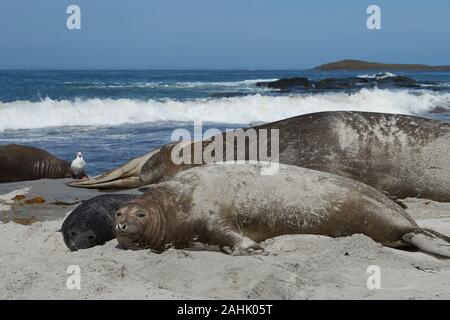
[
  {"xmin": 115, "ymin": 163, "xmax": 450, "ymax": 258},
  {"xmin": 0, "ymin": 144, "xmax": 87, "ymax": 182},
  {"xmin": 71, "ymin": 111, "xmax": 450, "ymax": 202},
  {"xmin": 61, "ymin": 194, "xmax": 138, "ymax": 251}
]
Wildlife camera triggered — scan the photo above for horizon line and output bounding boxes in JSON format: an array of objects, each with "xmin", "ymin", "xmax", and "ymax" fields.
[{"xmin": 0, "ymin": 68, "xmax": 315, "ymax": 71}]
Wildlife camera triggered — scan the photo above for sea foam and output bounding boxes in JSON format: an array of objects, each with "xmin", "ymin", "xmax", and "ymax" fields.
[{"xmin": 0, "ymin": 89, "xmax": 448, "ymax": 131}]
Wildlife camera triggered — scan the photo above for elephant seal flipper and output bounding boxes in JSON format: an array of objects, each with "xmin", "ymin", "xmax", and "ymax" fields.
[
  {"xmin": 67, "ymin": 150, "xmax": 159, "ymax": 189},
  {"xmin": 402, "ymin": 230, "xmax": 450, "ymax": 258},
  {"xmin": 68, "ymin": 176, "xmax": 143, "ymax": 190}
]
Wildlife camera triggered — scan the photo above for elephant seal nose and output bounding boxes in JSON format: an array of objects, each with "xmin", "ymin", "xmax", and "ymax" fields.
[{"xmin": 117, "ymin": 223, "xmax": 127, "ymax": 232}]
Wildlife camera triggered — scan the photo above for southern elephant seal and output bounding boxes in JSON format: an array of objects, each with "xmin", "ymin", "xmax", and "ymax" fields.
[
  {"xmin": 115, "ymin": 163, "xmax": 450, "ymax": 258},
  {"xmin": 61, "ymin": 194, "xmax": 139, "ymax": 251},
  {"xmin": 70, "ymin": 111, "xmax": 450, "ymax": 202},
  {"xmin": 0, "ymin": 144, "xmax": 87, "ymax": 183}
]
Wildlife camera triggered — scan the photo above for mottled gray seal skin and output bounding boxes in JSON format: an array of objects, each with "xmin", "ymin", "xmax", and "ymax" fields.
[
  {"xmin": 61, "ymin": 194, "xmax": 138, "ymax": 251},
  {"xmin": 71, "ymin": 111, "xmax": 450, "ymax": 202},
  {"xmin": 0, "ymin": 144, "xmax": 85, "ymax": 183},
  {"xmin": 115, "ymin": 163, "xmax": 450, "ymax": 258}
]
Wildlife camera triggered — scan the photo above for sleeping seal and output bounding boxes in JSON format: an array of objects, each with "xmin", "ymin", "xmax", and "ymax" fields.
[
  {"xmin": 69, "ymin": 111, "xmax": 450, "ymax": 202},
  {"xmin": 115, "ymin": 163, "xmax": 450, "ymax": 258},
  {"xmin": 0, "ymin": 144, "xmax": 87, "ymax": 182},
  {"xmin": 61, "ymin": 194, "xmax": 138, "ymax": 251}
]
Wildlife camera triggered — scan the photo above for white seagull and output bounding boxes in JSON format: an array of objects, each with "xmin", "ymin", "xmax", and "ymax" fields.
[{"xmin": 71, "ymin": 152, "xmax": 87, "ymax": 179}]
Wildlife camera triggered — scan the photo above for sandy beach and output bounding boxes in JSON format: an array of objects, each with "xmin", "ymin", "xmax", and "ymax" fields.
[
  {"xmin": 1, "ymin": 0, "xmax": 450, "ymax": 304},
  {"xmin": 1, "ymin": 179, "xmax": 450, "ymax": 299}
]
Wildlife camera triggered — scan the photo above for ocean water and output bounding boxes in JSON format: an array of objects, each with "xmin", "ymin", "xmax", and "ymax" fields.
[{"xmin": 1, "ymin": 69, "xmax": 450, "ymax": 175}]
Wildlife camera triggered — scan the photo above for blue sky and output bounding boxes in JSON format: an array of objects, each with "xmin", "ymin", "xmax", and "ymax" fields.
[{"xmin": 0, "ymin": 0, "xmax": 449, "ymax": 69}]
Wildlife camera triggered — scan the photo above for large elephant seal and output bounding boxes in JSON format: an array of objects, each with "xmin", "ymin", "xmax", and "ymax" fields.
[
  {"xmin": 61, "ymin": 194, "xmax": 139, "ymax": 251},
  {"xmin": 70, "ymin": 111, "xmax": 450, "ymax": 202},
  {"xmin": 115, "ymin": 163, "xmax": 450, "ymax": 258},
  {"xmin": 0, "ymin": 144, "xmax": 87, "ymax": 183}
]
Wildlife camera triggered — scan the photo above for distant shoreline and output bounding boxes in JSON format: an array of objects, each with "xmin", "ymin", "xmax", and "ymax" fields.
[{"xmin": 314, "ymin": 59, "xmax": 450, "ymax": 71}]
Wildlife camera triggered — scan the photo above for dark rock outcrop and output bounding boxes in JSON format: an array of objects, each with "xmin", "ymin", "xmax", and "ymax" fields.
[
  {"xmin": 256, "ymin": 75, "xmax": 419, "ymax": 91},
  {"xmin": 256, "ymin": 77, "xmax": 312, "ymax": 90},
  {"xmin": 315, "ymin": 77, "xmax": 369, "ymax": 90},
  {"xmin": 376, "ymin": 76, "xmax": 418, "ymax": 88}
]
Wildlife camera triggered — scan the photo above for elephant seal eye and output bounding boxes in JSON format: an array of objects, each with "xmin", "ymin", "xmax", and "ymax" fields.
[
  {"xmin": 116, "ymin": 212, "xmax": 122, "ymax": 217},
  {"xmin": 137, "ymin": 213, "xmax": 146, "ymax": 218}
]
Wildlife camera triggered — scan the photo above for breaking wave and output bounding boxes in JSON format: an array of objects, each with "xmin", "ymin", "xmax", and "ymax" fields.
[
  {"xmin": 357, "ymin": 72, "xmax": 397, "ymax": 79},
  {"xmin": 67, "ymin": 79, "xmax": 279, "ymax": 90},
  {"xmin": 1, "ymin": 88, "xmax": 449, "ymax": 131}
]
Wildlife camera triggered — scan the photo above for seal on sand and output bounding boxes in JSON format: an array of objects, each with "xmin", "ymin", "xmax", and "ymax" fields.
[
  {"xmin": 61, "ymin": 194, "xmax": 138, "ymax": 251},
  {"xmin": 115, "ymin": 163, "xmax": 450, "ymax": 258},
  {"xmin": 0, "ymin": 144, "xmax": 87, "ymax": 182},
  {"xmin": 69, "ymin": 111, "xmax": 450, "ymax": 203}
]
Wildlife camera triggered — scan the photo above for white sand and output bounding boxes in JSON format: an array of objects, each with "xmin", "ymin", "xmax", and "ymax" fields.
[{"xmin": 1, "ymin": 190, "xmax": 450, "ymax": 299}]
